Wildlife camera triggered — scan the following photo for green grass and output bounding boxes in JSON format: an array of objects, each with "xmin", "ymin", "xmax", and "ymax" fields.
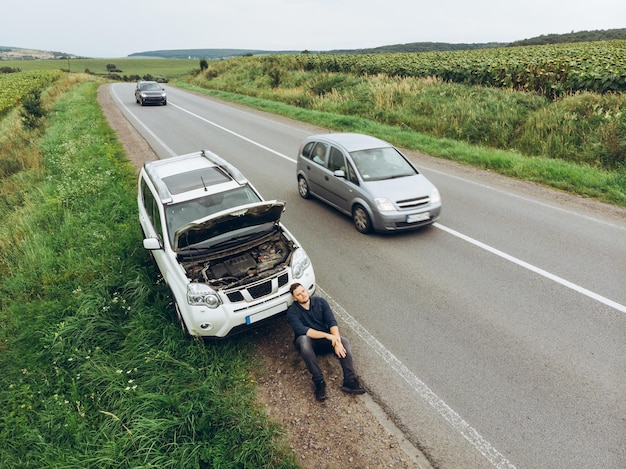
[
  {"xmin": 0, "ymin": 76, "xmax": 297, "ymax": 468},
  {"xmin": 2, "ymin": 57, "xmax": 200, "ymax": 81}
]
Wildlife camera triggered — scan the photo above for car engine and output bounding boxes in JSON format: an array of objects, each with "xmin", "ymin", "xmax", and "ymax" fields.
[{"xmin": 180, "ymin": 230, "xmax": 293, "ymax": 289}]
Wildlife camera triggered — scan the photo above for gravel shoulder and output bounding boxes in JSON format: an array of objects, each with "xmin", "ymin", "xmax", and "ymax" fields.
[{"xmin": 98, "ymin": 84, "xmax": 429, "ymax": 469}]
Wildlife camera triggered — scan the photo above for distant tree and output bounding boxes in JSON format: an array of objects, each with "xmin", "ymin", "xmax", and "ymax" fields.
[
  {"xmin": 199, "ymin": 59, "xmax": 208, "ymax": 70},
  {"xmin": 20, "ymin": 90, "xmax": 45, "ymax": 129}
]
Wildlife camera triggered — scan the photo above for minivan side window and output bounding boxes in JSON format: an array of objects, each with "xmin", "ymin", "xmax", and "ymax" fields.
[
  {"xmin": 328, "ymin": 147, "xmax": 345, "ymax": 172},
  {"xmin": 346, "ymin": 162, "xmax": 359, "ymax": 185},
  {"xmin": 301, "ymin": 142, "xmax": 315, "ymax": 160},
  {"xmin": 311, "ymin": 143, "xmax": 328, "ymax": 165}
]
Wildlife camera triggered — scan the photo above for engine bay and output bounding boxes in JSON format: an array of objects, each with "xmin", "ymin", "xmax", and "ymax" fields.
[{"xmin": 180, "ymin": 230, "xmax": 293, "ymax": 289}]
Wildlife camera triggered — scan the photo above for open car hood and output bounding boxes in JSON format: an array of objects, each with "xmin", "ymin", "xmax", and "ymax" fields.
[{"xmin": 173, "ymin": 201, "xmax": 285, "ymax": 252}]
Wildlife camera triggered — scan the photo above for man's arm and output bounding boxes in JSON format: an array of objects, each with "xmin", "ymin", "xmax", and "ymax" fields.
[{"xmin": 305, "ymin": 325, "xmax": 346, "ymax": 358}]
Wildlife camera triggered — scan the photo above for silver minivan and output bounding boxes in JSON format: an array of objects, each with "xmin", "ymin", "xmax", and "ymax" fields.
[{"xmin": 296, "ymin": 133, "xmax": 441, "ymax": 233}]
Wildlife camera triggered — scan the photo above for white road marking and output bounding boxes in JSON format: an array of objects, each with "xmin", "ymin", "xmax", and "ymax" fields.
[
  {"xmin": 170, "ymin": 102, "xmax": 296, "ymax": 163},
  {"xmin": 323, "ymin": 287, "xmax": 517, "ymax": 469},
  {"xmin": 421, "ymin": 166, "xmax": 626, "ymax": 232},
  {"xmin": 434, "ymin": 222, "xmax": 626, "ymax": 314}
]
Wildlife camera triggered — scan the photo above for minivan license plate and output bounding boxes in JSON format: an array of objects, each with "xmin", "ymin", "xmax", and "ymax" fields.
[{"xmin": 406, "ymin": 212, "xmax": 430, "ymax": 223}]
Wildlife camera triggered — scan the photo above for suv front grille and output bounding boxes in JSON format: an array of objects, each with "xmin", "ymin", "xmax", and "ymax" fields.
[{"xmin": 225, "ymin": 272, "xmax": 289, "ymax": 302}]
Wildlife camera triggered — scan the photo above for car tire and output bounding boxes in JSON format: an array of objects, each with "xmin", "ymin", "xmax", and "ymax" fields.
[
  {"xmin": 140, "ymin": 98, "xmax": 145, "ymax": 106},
  {"xmin": 163, "ymin": 100, "xmax": 167, "ymax": 106},
  {"xmin": 352, "ymin": 204, "xmax": 372, "ymax": 234},
  {"xmin": 174, "ymin": 301, "xmax": 191, "ymax": 337},
  {"xmin": 297, "ymin": 176, "xmax": 310, "ymax": 199}
]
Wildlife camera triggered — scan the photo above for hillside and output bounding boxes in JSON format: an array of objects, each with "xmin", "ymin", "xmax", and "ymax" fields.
[
  {"xmin": 510, "ymin": 27, "xmax": 626, "ymax": 46},
  {"xmin": 3, "ymin": 28, "xmax": 625, "ymax": 60},
  {"xmin": 0, "ymin": 46, "xmax": 80, "ymax": 60}
]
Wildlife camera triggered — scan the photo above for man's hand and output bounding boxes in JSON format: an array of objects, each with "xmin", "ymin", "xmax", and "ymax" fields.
[{"xmin": 330, "ymin": 335, "xmax": 347, "ymax": 358}]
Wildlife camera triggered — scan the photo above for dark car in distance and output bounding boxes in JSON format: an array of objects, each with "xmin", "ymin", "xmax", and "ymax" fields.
[{"xmin": 134, "ymin": 81, "xmax": 167, "ymax": 106}]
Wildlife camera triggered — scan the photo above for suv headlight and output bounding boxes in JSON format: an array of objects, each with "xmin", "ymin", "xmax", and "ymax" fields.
[
  {"xmin": 291, "ymin": 248, "xmax": 311, "ymax": 279},
  {"xmin": 187, "ymin": 283, "xmax": 221, "ymax": 309},
  {"xmin": 375, "ymin": 198, "xmax": 395, "ymax": 211}
]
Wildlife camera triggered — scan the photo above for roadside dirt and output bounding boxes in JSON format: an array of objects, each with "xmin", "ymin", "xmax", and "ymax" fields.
[{"xmin": 98, "ymin": 85, "xmax": 427, "ymax": 469}]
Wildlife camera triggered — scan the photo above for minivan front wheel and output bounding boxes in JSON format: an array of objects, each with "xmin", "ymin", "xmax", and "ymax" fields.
[
  {"xmin": 297, "ymin": 176, "xmax": 310, "ymax": 199},
  {"xmin": 352, "ymin": 205, "xmax": 372, "ymax": 234}
]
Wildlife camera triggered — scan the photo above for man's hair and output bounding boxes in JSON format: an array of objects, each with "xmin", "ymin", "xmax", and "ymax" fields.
[{"xmin": 289, "ymin": 282, "xmax": 302, "ymax": 294}]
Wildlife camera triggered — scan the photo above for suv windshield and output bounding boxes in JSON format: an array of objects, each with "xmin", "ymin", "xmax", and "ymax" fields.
[
  {"xmin": 350, "ymin": 147, "xmax": 417, "ymax": 181},
  {"xmin": 164, "ymin": 186, "xmax": 262, "ymax": 247},
  {"xmin": 140, "ymin": 82, "xmax": 162, "ymax": 91}
]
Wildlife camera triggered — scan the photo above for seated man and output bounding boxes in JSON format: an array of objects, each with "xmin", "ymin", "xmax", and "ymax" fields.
[{"xmin": 286, "ymin": 282, "xmax": 365, "ymax": 401}]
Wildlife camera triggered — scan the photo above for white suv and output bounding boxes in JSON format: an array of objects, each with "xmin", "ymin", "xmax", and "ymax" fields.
[{"xmin": 138, "ymin": 150, "xmax": 316, "ymax": 338}]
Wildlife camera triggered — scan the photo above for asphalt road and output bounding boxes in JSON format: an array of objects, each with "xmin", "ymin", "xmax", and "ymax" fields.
[{"xmin": 110, "ymin": 83, "xmax": 626, "ymax": 469}]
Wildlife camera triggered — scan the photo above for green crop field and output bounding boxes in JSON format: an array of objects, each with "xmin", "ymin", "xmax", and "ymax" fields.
[
  {"xmin": 293, "ymin": 40, "xmax": 626, "ymax": 97},
  {"xmin": 1, "ymin": 57, "xmax": 199, "ymax": 82},
  {"xmin": 0, "ymin": 70, "xmax": 63, "ymax": 114}
]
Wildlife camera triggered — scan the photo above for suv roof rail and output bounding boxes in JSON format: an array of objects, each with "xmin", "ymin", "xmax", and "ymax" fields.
[
  {"xmin": 201, "ymin": 149, "xmax": 247, "ymax": 185},
  {"xmin": 144, "ymin": 163, "xmax": 173, "ymax": 204}
]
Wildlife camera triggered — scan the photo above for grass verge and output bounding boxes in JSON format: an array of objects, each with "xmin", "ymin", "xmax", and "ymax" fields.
[{"xmin": 0, "ymin": 77, "xmax": 296, "ymax": 468}]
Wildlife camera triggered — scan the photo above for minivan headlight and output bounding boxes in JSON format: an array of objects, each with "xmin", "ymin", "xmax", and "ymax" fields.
[
  {"xmin": 430, "ymin": 188, "xmax": 441, "ymax": 204},
  {"xmin": 187, "ymin": 283, "xmax": 220, "ymax": 308},
  {"xmin": 375, "ymin": 198, "xmax": 395, "ymax": 211},
  {"xmin": 291, "ymin": 248, "xmax": 311, "ymax": 279}
]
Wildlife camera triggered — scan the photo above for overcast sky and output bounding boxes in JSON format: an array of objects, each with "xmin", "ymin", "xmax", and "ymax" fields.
[{"xmin": 3, "ymin": 0, "xmax": 625, "ymax": 58}]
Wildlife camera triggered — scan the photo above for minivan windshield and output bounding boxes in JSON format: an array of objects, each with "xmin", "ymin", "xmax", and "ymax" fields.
[{"xmin": 350, "ymin": 147, "xmax": 417, "ymax": 181}]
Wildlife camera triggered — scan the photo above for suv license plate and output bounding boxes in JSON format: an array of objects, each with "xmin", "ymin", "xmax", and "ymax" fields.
[{"xmin": 406, "ymin": 212, "xmax": 430, "ymax": 223}]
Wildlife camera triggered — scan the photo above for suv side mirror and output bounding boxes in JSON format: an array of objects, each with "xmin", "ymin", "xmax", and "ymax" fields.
[{"xmin": 143, "ymin": 238, "xmax": 162, "ymax": 250}]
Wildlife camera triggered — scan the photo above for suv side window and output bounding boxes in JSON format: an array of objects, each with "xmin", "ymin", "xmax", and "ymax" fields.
[{"xmin": 141, "ymin": 179, "xmax": 164, "ymax": 241}]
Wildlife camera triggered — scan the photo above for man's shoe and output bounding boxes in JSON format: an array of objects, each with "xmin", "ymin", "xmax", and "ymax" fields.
[
  {"xmin": 341, "ymin": 378, "xmax": 365, "ymax": 394},
  {"xmin": 314, "ymin": 380, "xmax": 327, "ymax": 401}
]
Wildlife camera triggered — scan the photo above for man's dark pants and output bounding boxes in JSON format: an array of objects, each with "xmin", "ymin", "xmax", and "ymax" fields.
[{"xmin": 294, "ymin": 335, "xmax": 357, "ymax": 384}]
